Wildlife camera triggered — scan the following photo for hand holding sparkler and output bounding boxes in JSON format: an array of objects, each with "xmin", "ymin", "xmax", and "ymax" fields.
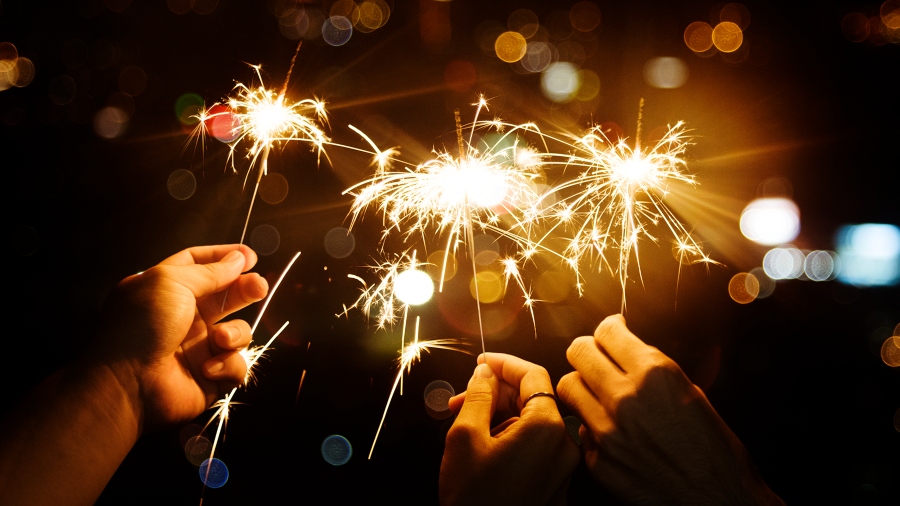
[
  {"xmin": 0, "ymin": 244, "xmax": 267, "ymax": 505},
  {"xmin": 95, "ymin": 244, "xmax": 269, "ymax": 431},
  {"xmin": 440, "ymin": 354, "xmax": 579, "ymax": 506},
  {"xmin": 556, "ymin": 315, "xmax": 784, "ymax": 505}
]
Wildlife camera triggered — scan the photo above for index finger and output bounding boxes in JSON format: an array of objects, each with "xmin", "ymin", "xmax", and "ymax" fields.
[
  {"xmin": 479, "ymin": 353, "xmax": 555, "ymax": 414},
  {"xmin": 160, "ymin": 244, "xmax": 258, "ymax": 272}
]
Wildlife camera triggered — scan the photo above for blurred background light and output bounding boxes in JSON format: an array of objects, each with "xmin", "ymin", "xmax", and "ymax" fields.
[
  {"xmin": 728, "ymin": 272, "xmax": 759, "ymax": 304},
  {"xmin": 321, "ymin": 435, "xmax": 352, "ymax": 466},
  {"xmin": 836, "ymin": 224, "xmax": 900, "ymax": 286},
  {"xmin": 740, "ymin": 197, "xmax": 800, "ymax": 245},
  {"xmin": 394, "ymin": 269, "xmax": 434, "ymax": 305},
  {"xmin": 763, "ymin": 247, "xmax": 804, "ymax": 280},
  {"xmin": 712, "ymin": 21, "xmax": 743, "ymax": 52},
  {"xmin": 495, "ymin": 31, "xmax": 528, "ymax": 63},
  {"xmin": 570, "ymin": 1, "xmax": 601, "ymax": 32},
  {"xmin": 643, "ymin": 56, "xmax": 688, "ymax": 89},
  {"xmin": 804, "ymin": 250, "xmax": 839, "ymax": 281},
  {"xmin": 541, "ymin": 61, "xmax": 579, "ymax": 102},
  {"xmin": 684, "ymin": 21, "xmax": 714, "ymax": 53},
  {"xmin": 322, "ymin": 15, "xmax": 353, "ymax": 46}
]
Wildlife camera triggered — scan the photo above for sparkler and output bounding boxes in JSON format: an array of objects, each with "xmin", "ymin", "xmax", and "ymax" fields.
[
  {"xmin": 199, "ymin": 251, "xmax": 301, "ymax": 494},
  {"xmin": 193, "ymin": 47, "xmax": 330, "ymax": 245},
  {"xmin": 343, "ymin": 97, "xmax": 549, "ymax": 351},
  {"xmin": 341, "ymin": 250, "xmax": 466, "ymax": 458},
  {"xmin": 539, "ymin": 100, "xmax": 716, "ymax": 307}
]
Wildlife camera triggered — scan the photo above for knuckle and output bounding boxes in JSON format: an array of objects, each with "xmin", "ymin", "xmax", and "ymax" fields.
[
  {"xmin": 566, "ymin": 336, "xmax": 594, "ymax": 366},
  {"xmin": 444, "ymin": 423, "xmax": 477, "ymax": 447}
]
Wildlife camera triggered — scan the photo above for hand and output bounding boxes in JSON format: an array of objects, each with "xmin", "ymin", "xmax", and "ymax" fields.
[
  {"xmin": 439, "ymin": 353, "xmax": 580, "ymax": 506},
  {"xmin": 93, "ymin": 244, "xmax": 268, "ymax": 433},
  {"xmin": 557, "ymin": 314, "xmax": 783, "ymax": 505}
]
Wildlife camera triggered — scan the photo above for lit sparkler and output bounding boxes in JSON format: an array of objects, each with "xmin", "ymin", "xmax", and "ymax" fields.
[
  {"xmin": 343, "ymin": 97, "xmax": 549, "ymax": 350},
  {"xmin": 194, "ymin": 51, "xmax": 330, "ymax": 244},
  {"xmin": 200, "ymin": 251, "xmax": 301, "ymax": 489},
  {"xmin": 341, "ymin": 250, "xmax": 466, "ymax": 458},
  {"xmin": 540, "ymin": 100, "xmax": 716, "ymax": 307}
]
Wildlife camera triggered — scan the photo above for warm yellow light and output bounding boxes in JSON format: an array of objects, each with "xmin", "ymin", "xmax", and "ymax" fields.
[{"xmin": 394, "ymin": 269, "xmax": 434, "ymax": 305}]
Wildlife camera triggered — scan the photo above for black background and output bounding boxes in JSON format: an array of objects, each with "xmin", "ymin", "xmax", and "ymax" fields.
[{"xmin": 2, "ymin": 1, "xmax": 899, "ymax": 504}]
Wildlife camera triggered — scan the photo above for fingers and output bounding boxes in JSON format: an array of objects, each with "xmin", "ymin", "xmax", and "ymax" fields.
[
  {"xmin": 557, "ymin": 371, "xmax": 616, "ymax": 435},
  {"xmin": 209, "ymin": 320, "xmax": 253, "ymax": 354},
  {"xmin": 479, "ymin": 353, "xmax": 556, "ymax": 414},
  {"xmin": 449, "ymin": 363, "xmax": 500, "ymax": 447},
  {"xmin": 199, "ymin": 272, "xmax": 269, "ymax": 323},
  {"xmin": 565, "ymin": 335, "xmax": 631, "ymax": 400},
  {"xmin": 161, "ymin": 244, "xmax": 258, "ymax": 273},
  {"xmin": 593, "ymin": 314, "xmax": 654, "ymax": 373},
  {"xmin": 162, "ymin": 249, "xmax": 247, "ymax": 300},
  {"xmin": 202, "ymin": 350, "xmax": 248, "ymax": 388}
]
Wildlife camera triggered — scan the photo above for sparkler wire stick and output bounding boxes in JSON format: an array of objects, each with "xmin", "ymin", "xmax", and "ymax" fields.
[{"xmin": 201, "ymin": 251, "xmax": 302, "ymax": 478}]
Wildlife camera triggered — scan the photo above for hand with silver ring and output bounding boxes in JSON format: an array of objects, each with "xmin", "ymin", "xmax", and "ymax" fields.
[{"xmin": 439, "ymin": 353, "xmax": 579, "ymax": 506}]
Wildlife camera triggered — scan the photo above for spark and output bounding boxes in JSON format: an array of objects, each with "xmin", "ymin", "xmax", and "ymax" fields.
[
  {"xmin": 343, "ymin": 97, "xmax": 550, "ymax": 352},
  {"xmin": 368, "ymin": 316, "xmax": 464, "ymax": 459},
  {"xmin": 194, "ymin": 50, "xmax": 330, "ymax": 245},
  {"xmin": 540, "ymin": 100, "xmax": 717, "ymax": 307},
  {"xmin": 201, "ymin": 251, "xmax": 302, "ymax": 485}
]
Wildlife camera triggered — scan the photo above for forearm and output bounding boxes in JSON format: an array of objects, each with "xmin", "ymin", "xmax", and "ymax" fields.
[{"xmin": 0, "ymin": 360, "xmax": 141, "ymax": 506}]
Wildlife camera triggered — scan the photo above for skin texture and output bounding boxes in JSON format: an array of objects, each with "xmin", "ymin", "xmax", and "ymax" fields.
[
  {"xmin": 440, "ymin": 353, "xmax": 580, "ymax": 506},
  {"xmin": 556, "ymin": 314, "xmax": 784, "ymax": 506},
  {"xmin": 0, "ymin": 245, "xmax": 268, "ymax": 506}
]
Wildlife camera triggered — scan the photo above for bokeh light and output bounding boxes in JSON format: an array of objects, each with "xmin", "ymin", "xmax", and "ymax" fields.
[
  {"xmin": 519, "ymin": 42, "xmax": 553, "ymax": 73},
  {"xmin": 324, "ymin": 227, "xmax": 355, "ymax": 259},
  {"xmin": 508, "ymin": 9, "xmax": 539, "ymax": 39},
  {"xmin": 495, "ymin": 31, "xmax": 528, "ymax": 63},
  {"xmin": 643, "ymin": 57, "xmax": 688, "ymax": 89},
  {"xmin": 842, "ymin": 12, "xmax": 870, "ymax": 43},
  {"xmin": 763, "ymin": 247, "xmax": 804, "ymax": 280},
  {"xmin": 258, "ymin": 172, "xmax": 289, "ymax": 204},
  {"xmin": 804, "ymin": 250, "xmax": 838, "ymax": 281},
  {"xmin": 424, "ymin": 380, "xmax": 455, "ymax": 420},
  {"xmin": 535, "ymin": 268, "xmax": 573, "ymax": 303},
  {"xmin": 541, "ymin": 62, "xmax": 580, "ymax": 102},
  {"xmin": 322, "ymin": 16, "xmax": 353, "ymax": 46},
  {"xmin": 469, "ymin": 271, "xmax": 504, "ymax": 303},
  {"xmin": 394, "ymin": 269, "xmax": 434, "ymax": 305},
  {"xmin": 880, "ymin": 335, "xmax": 900, "ymax": 367},
  {"xmin": 749, "ymin": 267, "xmax": 776, "ymax": 298},
  {"xmin": 198, "ymin": 458, "xmax": 228, "ymax": 488},
  {"xmin": 167, "ymin": 169, "xmax": 197, "ymax": 200},
  {"xmin": 575, "ymin": 69, "xmax": 600, "ymax": 101},
  {"xmin": 883, "ymin": 0, "xmax": 900, "ymax": 29},
  {"xmin": 205, "ymin": 104, "xmax": 240, "ymax": 143},
  {"xmin": 321, "ymin": 435, "xmax": 353, "ymax": 466},
  {"xmin": 719, "ymin": 3, "xmax": 751, "ymax": 30},
  {"xmin": 570, "ymin": 1, "xmax": 601, "ymax": 32},
  {"xmin": 184, "ymin": 436, "xmax": 212, "ymax": 466},
  {"xmin": 250, "ymin": 224, "xmax": 280, "ymax": 256},
  {"xmin": 49, "ymin": 75, "xmax": 77, "ymax": 105},
  {"xmin": 684, "ymin": 21, "xmax": 714, "ymax": 53},
  {"xmin": 426, "ymin": 250, "xmax": 457, "ymax": 282},
  {"xmin": 728, "ymin": 272, "xmax": 759, "ymax": 304},
  {"xmin": 93, "ymin": 106, "xmax": 128, "ymax": 139},
  {"xmin": 175, "ymin": 92, "xmax": 204, "ymax": 125},
  {"xmin": 739, "ymin": 197, "xmax": 800, "ymax": 246},
  {"xmin": 357, "ymin": 0, "xmax": 390, "ymax": 32},
  {"xmin": 712, "ymin": 21, "xmax": 743, "ymax": 52},
  {"xmin": 836, "ymin": 224, "xmax": 900, "ymax": 286}
]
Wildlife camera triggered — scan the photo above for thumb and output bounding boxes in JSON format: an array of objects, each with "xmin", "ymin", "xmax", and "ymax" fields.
[
  {"xmin": 174, "ymin": 249, "xmax": 246, "ymax": 299},
  {"xmin": 453, "ymin": 363, "xmax": 500, "ymax": 438}
]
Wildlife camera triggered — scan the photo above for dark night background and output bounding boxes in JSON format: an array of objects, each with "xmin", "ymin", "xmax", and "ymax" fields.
[{"xmin": 2, "ymin": 1, "xmax": 899, "ymax": 504}]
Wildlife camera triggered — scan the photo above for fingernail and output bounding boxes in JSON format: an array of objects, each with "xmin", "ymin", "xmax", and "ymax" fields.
[
  {"xmin": 475, "ymin": 363, "xmax": 493, "ymax": 379},
  {"xmin": 224, "ymin": 326, "xmax": 238, "ymax": 346},
  {"xmin": 205, "ymin": 358, "xmax": 225, "ymax": 376}
]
